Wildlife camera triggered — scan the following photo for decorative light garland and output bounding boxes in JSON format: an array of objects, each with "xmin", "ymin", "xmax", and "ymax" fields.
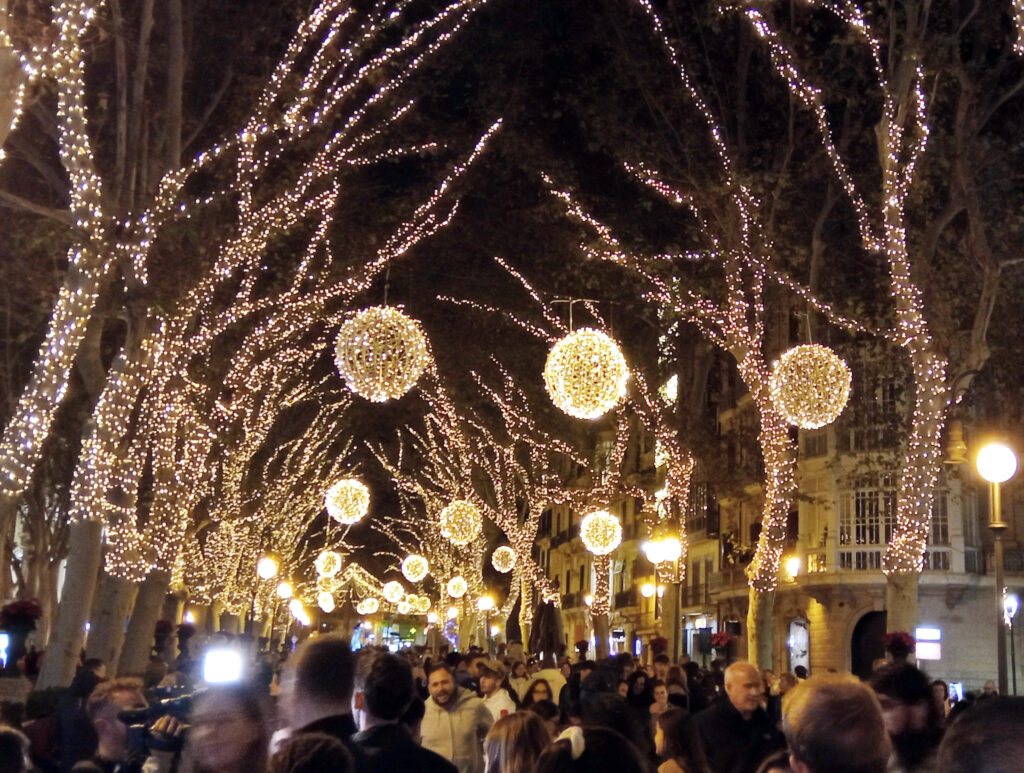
[
  {"xmin": 543, "ymin": 328, "xmax": 629, "ymax": 419},
  {"xmin": 439, "ymin": 499, "xmax": 482, "ymax": 546},
  {"xmin": 491, "ymin": 546, "xmax": 516, "ymax": 573},
  {"xmin": 325, "ymin": 478, "xmax": 370, "ymax": 524},
  {"xmin": 334, "ymin": 306, "xmax": 431, "ymax": 402},
  {"xmin": 382, "ymin": 580, "xmax": 405, "ymax": 604},
  {"xmin": 769, "ymin": 344, "xmax": 852, "ymax": 429},
  {"xmin": 447, "ymin": 575, "xmax": 468, "ymax": 598},
  {"xmin": 401, "ymin": 554, "xmax": 429, "ymax": 583},
  {"xmin": 580, "ymin": 510, "xmax": 623, "ymax": 556}
]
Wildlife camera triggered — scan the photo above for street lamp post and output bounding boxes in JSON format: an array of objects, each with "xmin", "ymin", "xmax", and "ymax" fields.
[
  {"xmin": 977, "ymin": 442, "xmax": 1018, "ymax": 696},
  {"xmin": 1005, "ymin": 592, "xmax": 1019, "ymax": 696}
]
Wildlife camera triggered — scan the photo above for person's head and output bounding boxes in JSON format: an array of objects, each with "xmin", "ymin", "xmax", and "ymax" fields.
[
  {"xmin": 525, "ymin": 678, "xmax": 553, "ymax": 706},
  {"xmin": 536, "ymin": 726, "xmax": 651, "ymax": 773},
  {"xmin": 427, "ymin": 663, "xmax": 458, "ymax": 709},
  {"xmin": 656, "ymin": 708, "xmax": 710, "ymax": 773},
  {"xmin": 267, "ymin": 732, "xmax": 353, "ymax": 773},
  {"xmin": 652, "ymin": 680, "xmax": 668, "ymax": 705},
  {"xmin": 399, "ymin": 695, "xmax": 426, "ymax": 742},
  {"xmin": 0, "ymin": 726, "xmax": 31, "ymax": 773},
  {"xmin": 653, "ymin": 654, "xmax": 670, "ymax": 681},
  {"xmin": 617, "ymin": 679, "xmax": 628, "ymax": 698},
  {"xmin": 468, "ymin": 653, "xmax": 487, "ymax": 677},
  {"xmin": 478, "ymin": 660, "xmax": 507, "ymax": 698},
  {"xmin": 352, "ymin": 652, "xmax": 413, "ymax": 728},
  {"xmin": 783, "ymin": 674, "xmax": 890, "ymax": 773},
  {"xmin": 526, "ymin": 699, "xmax": 563, "ymax": 738},
  {"xmin": 85, "ymin": 678, "xmax": 147, "ymax": 760},
  {"xmin": 869, "ymin": 663, "xmax": 942, "ymax": 737},
  {"xmin": 793, "ymin": 665, "xmax": 808, "ymax": 680},
  {"xmin": 724, "ymin": 662, "xmax": 764, "ymax": 718},
  {"xmin": 982, "ymin": 680, "xmax": 997, "ymax": 695},
  {"xmin": 627, "ymin": 670, "xmax": 647, "ymax": 695},
  {"xmin": 183, "ymin": 684, "xmax": 270, "ymax": 773},
  {"xmin": 778, "ymin": 673, "xmax": 798, "ymax": 696},
  {"xmin": 665, "ymin": 665, "xmax": 687, "ymax": 691},
  {"xmin": 937, "ymin": 696, "xmax": 1024, "ymax": 773},
  {"xmin": 83, "ymin": 658, "xmax": 107, "ymax": 679},
  {"xmin": 484, "ymin": 711, "xmax": 550, "ymax": 773},
  {"xmin": 579, "ymin": 661, "xmax": 596, "ymax": 682},
  {"xmin": 560, "ymin": 662, "xmax": 571, "ymax": 679},
  {"xmin": 283, "ymin": 636, "xmax": 355, "ymax": 726},
  {"xmin": 512, "ymin": 662, "xmax": 527, "ymax": 679}
]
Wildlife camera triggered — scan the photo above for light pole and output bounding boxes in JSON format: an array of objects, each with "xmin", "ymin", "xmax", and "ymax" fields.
[
  {"xmin": 642, "ymin": 535, "xmax": 682, "ymax": 659},
  {"xmin": 477, "ymin": 595, "xmax": 495, "ymax": 655},
  {"xmin": 977, "ymin": 442, "xmax": 1018, "ymax": 695},
  {"xmin": 1005, "ymin": 592, "xmax": 1019, "ymax": 695}
]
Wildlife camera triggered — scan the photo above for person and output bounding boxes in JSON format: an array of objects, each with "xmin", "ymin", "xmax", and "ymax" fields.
[
  {"xmin": 870, "ymin": 664, "xmax": 944, "ymax": 773},
  {"xmin": 421, "ymin": 663, "xmax": 493, "ymax": 773},
  {"xmin": 665, "ymin": 666, "xmax": 689, "ymax": 708},
  {"xmin": 267, "ymin": 733, "xmax": 352, "ymax": 773},
  {"xmin": 936, "ymin": 696, "xmax": 1024, "ymax": 773},
  {"xmin": 626, "ymin": 670, "xmax": 654, "ymax": 715},
  {"xmin": 695, "ymin": 661, "xmax": 785, "ymax": 773},
  {"xmin": 522, "ymin": 678, "xmax": 554, "ymax": 708},
  {"xmin": 537, "ymin": 725, "xmax": 653, "ymax": 773},
  {"xmin": 653, "ymin": 655, "xmax": 671, "ymax": 683},
  {"xmin": 618, "ymin": 679, "xmax": 629, "ymax": 698},
  {"xmin": 526, "ymin": 699, "xmax": 564, "ymax": 739},
  {"xmin": 279, "ymin": 636, "xmax": 366, "ymax": 766},
  {"xmin": 980, "ymin": 680, "xmax": 997, "ymax": 697},
  {"xmin": 753, "ymin": 751, "xmax": 793, "ymax": 773},
  {"xmin": 509, "ymin": 662, "xmax": 531, "ymax": 702},
  {"xmin": 655, "ymin": 708, "xmax": 712, "ymax": 773},
  {"xmin": 793, "ymin": 666, "xmax": 808, "ymax": 681},
  {"xmin": 176, "ymin": 684, "xmax": 270, "ymax": 773},
  {"xmin": 70, "ymin": 678, "xmax": 152, "ymax": 773},
  {"xmin": 57, "ymin": 658, "xmax": 107, "ymax": 772},
  {"xmin": 782, "ymin": 673, "xmax": 890, "ymax": 773},
  {"xmin": 560, "ymin": 661, "xmax": 596, "ymax": 711},
  {"xmin": 930, "ymin": 681, "xmax": 949, "ymax": 719},
  {"xmin": 535, "ymin": 656, "xmax": 568, "ymax": 702},
  {"xmin": 351, "ymin": 651, "xmax": 456, "ymax": 773},
  {"xmin": 0, "ymin": 726, "xmax": 32, "ymax": 773},
  {"xmin": 483, "ymin": 712, "xmax": 550, "ymax": 773},
  {"xmin": 478, "ymin": 661, "xmax": 517, "ymax": 721},
  {"xmin": 650, "ymin": 680, "xmax": 671, "ymax": 719}
]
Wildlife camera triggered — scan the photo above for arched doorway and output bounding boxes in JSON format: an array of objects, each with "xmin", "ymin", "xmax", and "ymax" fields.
[{"xmin": 851, "ymin": 610, "xmax": 887, "ymax": 680}]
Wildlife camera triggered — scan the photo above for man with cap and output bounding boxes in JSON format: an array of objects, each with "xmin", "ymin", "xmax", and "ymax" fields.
[{"xmin": 478, "ymin": 660, "xmax": 517, "ymax": 721}]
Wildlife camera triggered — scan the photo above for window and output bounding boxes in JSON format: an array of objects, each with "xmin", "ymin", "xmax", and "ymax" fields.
[
  {"xmin": 840, "ymin": 474, "xmax": 896, "ymax": 546},
  {"xmin": 930, "ymin": 494, "xmax": 949, "ymax": 546},
  {"xmin": 924, "ymin": 550, "xmax": 951, "ymax": 571},
  {"xmin": 802, "ymin": 431, "xmax": 828, "ymax": 458},
  {"xmin": 807, "ymin": 552, "xmax": 826, "ymax": 573}
]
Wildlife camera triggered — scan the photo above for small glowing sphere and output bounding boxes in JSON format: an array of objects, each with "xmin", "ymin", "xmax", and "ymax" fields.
[
  {"xmin": 543, "ymin": 328, "xmax": 629, "ymax": 420},
  {"xmin": 489, "ymin": 625, "xmax": 500, "ymax": 637},
  {"xmin": 427, "ymin": 611, "xmax": 439, "ymax": 624},
  {"xmin": 642, "ymin": 537, "xmax": 682, "ymax": 565},
  {"xmin": 324, "ymin": 478, "xmax": 370, "ymax": 524},
  {"xmin": 256, "ymin": 556, "xmax": 279, "ymax": 580},
  {"xmin": 439, "ymin": 500, "xmax": 482, "ymax": 546},
  {"xmin": 276, "ymin": 581, "xmax": 294, "ymax": 600},
  {"xmin": 314, "ymin": 550, "xmax": 343, "ymax": 578},
  {"xmin": 447, "ymin": 606, "xmax": 459, "ymax": 620},
  {"xmin": 584, "ymin": 594, "xmax": 594, "ymax": 606},
  {"xmin": 334, "ymin": 306, "xmax": 431, "ymax": 402},
  {"xmin": 397, "ymin": 600, "xmax": 412, "ymax": 615},
  {"xmin": 580, "ymin": 510, "xmax": 622, "ymax": 555},
  {"xmin": 769, "ymin": 344, "xmax": 852, "ymax": 429},
  {"xmin": 977, "ymin": 443, "xmax": 1018, "ymax": 484},
  {"xmin": 476, "ymin": 595, "xmax": 495, "ymax": 611},
  {"xmin": 491, "ymin": 546, "xmax": 516, "ymax": 574},
  {"xmin": 641, "ymin": 583, "xmax": 655, "ymax": 598},
  {"xmin": 183, "ymin": 611, "xmax": 196, "ymax": 624},
  {"xmin": 447, "ymin": 576, "xmax": 468, "ymax": 598},
  {"xmin": 401, "ymin": 554, "xmax": 429, "ymax": 583},
  {"xmin": 382, "ymin": 581, "xmax": 405, "ymax": 604},
  {"xmin": 357, "ymin": 597, "xmax": 379, "ymax": 615},
  {"xmin": 413, "ymin": 595, "xmax": 431, "ymax": 613},
  {"xmin": 288, "ymin": 598, "xmax": 305, "ymax": 617},
  {"xmin": 317, "ymin": 591, "xmax": 335, "ymax": 613},
  {"xmin": 784, "ymin": 556, "xmax": 802, "ymax": 578}
]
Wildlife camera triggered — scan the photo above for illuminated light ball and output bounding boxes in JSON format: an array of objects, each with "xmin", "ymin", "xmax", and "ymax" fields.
[
  {"xmin": 401, "ymin": 554, "xmax": 429, "ymax": 583},
  {"xmin": 447, "ymin": 606, "xmax": 459, "ymax": 620},
  {"xmin": 288, "ymin": 598, "xmax": 305, "ymax": 618},
  {"xmin": 413, "ymin": 595, "xmax": 431, "ymax": 613},
  {"xmin": 491, "ymin": 546, "xmax": 516, "ymax": 574},
  {"xmin": 317, "ymin": 591, "xmax": 335, "ymax": 613},
  {"xmin": 397, "ymin": 600, "xmax": 412, "ymax": 615},
  {"xmin": 256, "ymin": 556, "xmax": 279, "ymax": 580},
  {"xmin": 439, "ymin": 500, "xmax": 482, "ymax": 546},
  {"xmin": 447, "ymin": 576, "xmax": 468, "ymax": 599},
  {"xmin": 357, "ymin": 597, "xmax": 379, "ymax": 615},
  {"xmin": 382, "ymin": 581, "xmax": 405, "ymax": 604},
  {"xmin": 276, "ymin": 581, "xmax": 294, "ymax": 600},
  {"xmin": 324, "ymin": 478, "xmax": 370, "ymax": 524},
  {"xmin": 543, "ymin": 328, "xmax": 629, "ymax": 420},
  {"xmin": 314, "ymin": 550, "xmax": 343, "ymax": 578},
  {"xmin": 580, "ymin": 510, "xmax": 622, "ymax": 556},
  {"xmin": 334, "ymin": 306, "xmax": 431, "ymax": 402},
  {"xmin": 427, "ymin": 611, "xmax": 439, "ymax": 624},
  {"xmin": 769, "ymin": 344, "xmax": 852, "ymax": 429}
]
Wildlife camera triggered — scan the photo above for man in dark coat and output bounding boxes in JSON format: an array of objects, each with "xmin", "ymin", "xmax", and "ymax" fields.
[
  {"xmin": 696, "ymin": 661, "xmax": 785, "ymax": 773},
  {"xmin": 352, "ymin": 651, "xmax": 457, "ymax": 773}
]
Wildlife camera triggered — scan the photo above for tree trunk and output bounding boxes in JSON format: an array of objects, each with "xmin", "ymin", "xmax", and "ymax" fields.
[
  {"xmin": 885, "ymin": 573, "xmax": 918, "ymax": 635},
  {"xmin": 663, "ymin": 582, "xmax": 681, "ymax": 662},
  {"xmin": 86, "ymin": 573, "xmax": 139, "ymax": 669},
  {"xmin": 746, "ymin": 587, "xmax": 774, "ymax": 670},
  {"xmin": 593, "ymin": 614, "xmax": 610, "ymax": 659},
  {"xmin": 118, "ymin": 569, "xmax": 171, "ymax": 677},
  {"xmin": 36, "ymin": 520, "xmax": 103, "ymax": 689}
]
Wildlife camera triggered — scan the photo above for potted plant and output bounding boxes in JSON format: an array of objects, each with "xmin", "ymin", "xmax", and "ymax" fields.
[
  {"xmin": 883, "ymin": 631, "xmax": 916, "ymax": 664},
  {"xmin": 710, "ymin": 631, "xmax": 733, "ymax": 660}
]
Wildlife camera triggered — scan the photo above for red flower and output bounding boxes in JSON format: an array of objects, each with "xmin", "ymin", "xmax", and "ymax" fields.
[
  {"xmin": 710, "ymin": 631, "xmax": 733, "ymax": 648},
  {"xmin": 0, "ymin": 599, "xmax": 43, "ymax": 628},
  {"xmin": 883, "ymin": 631, "xmax": 916, "ymax": 656}
]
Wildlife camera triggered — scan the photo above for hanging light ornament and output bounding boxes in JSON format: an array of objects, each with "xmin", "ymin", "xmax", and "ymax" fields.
[
  {"xmin": 334, "ymin": 306, "xmax": 431, "ymax": 402},
  {"xmin": 401, "ymin": 554, "xmax": 429, "ymax": 583},
  {"xmin": 256, "ymin": 555, "xmax": 279, "ymax": 580},
  {"xmin": 317, "ymin": 591, "xmax": 336, "ymax": 613},
  {"xmin": 543, "ymin": 328, "xmax": 629, "ymax": 420},
  {"xmin": 769, "ymin": 344, "xmax": 852, "ymax": 429},
  {"xmin": 439, "ymin": 500, "xmax": 482, "ymax": 546},
  {"xmin": 413, "ymin": 595, "xmax": 432, "ymax": 613},
  {"xmin": 324, "ymin": 478, "xmax": 370, "ymax": 524},
  {"xmin": 580, "ymin": 510, "xmax": 623, "ymax": 555},
  {"xmin": 314, "ymin": 550, "xmax": 343, "ymax": 578},
  {"xmin": 382, "ymin": 581, "xmax": 405, "ymax": 604},
  {"xmin": 491, "ymin": 546, "xmax": 516, "ymax": 574},
  {"xmin": 357, "ymin": 597, "xmax": 379, "ymax": 615},
  {"xmin": 447, "ymin": 576, "xmax": 468, "ymax": 598},
  {"xmin": 397, "ymin": 600, "xmax": 412, "ymax": 615}
]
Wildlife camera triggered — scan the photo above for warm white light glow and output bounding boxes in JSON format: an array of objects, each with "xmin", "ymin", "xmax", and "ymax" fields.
[
  {"xmin": 976, "ymin": 443, "xmax": 1018, "ymax": 484},
  {"xmin": 317, "ymin": 591, "xmax": 335, "ymax": 613},
  {"xmin": 580, "ymin": 510, "xmax": 622, "ymax": 555},
  {"xmin": 491, "ymin": 546, "xmax": 516, "ymax": 573},
  {"xmin": 427, "ymin": 611, "xmax": 439, "ymax": 624},
  {"xmin": 476, "ymin": 595, "xmax": 495, "ymax": 611},
  {"xmin": 401, "ymin": 554, "xmax": 429, "ymax": 583},
  {"xmin": 256, "ymin": 556, "xmax": 279, "ymax": 580},
  {"xmin": 447, "ymin": 606, "xmax": 459, "ymax": 620},
  {"xmin": 314, "ymin": 550, "xmax": 342, "ymax": 578},
  {"xmin": 543, "ymin": 328, "xmax": 629, "ymax": 419},
  {"xmin": 324, "ymin": 478, "xmax": 371, "ymax": 524},
  {"xmin": 382, "ymin": 581, "xmax": 405, "ymax": 604},
  {"xmin": 447, "ymin": 576, "xmax": 468, "ymax": 598},
  {"xmin": 489, "ymin": 625, "xmax": 500, "ymax": 637},
  {"xmin": 276, "ymin": 581, "xmax": 293, "ymax": 600},
  {"xmin": 641, "ymin": 582, "xmax": 655, "ymax": 598},
  {"xmin": 769, "ymin": 344, "xmax": 852, "ymax": 429},
  {"xmin": 784, "ymin": 556, "xmax": 801, "ymax": 579},
  {"xmin": 334, "ymin": 306, "xmax": 431, "ymax": 402}
]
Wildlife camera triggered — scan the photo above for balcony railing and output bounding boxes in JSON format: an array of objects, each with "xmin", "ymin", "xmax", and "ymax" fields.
[
  {"xmin": 561, "ymin": 591, "xmax": 585, "ymax": 609},
  {"xmin": 614, "ymin": 587, "xmax": 638, "ymax": 609}
]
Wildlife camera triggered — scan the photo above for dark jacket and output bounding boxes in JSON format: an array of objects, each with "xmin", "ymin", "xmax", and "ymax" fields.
[
  {"xmin": 296, "ymin": 713, "xmax": 369, "ymax": 769},
  {"xmin": 696, "ymin": 698, "xmax": 785, "ymax": 773},
  {"xmin": 57, "ymin": 670, "xmax": 104, "ymax": 773},
  {"xmin": 353, "ymin": 722, "xmax": 458, "ymax": 773}
]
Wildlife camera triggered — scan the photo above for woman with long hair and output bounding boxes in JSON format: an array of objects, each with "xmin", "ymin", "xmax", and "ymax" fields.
[
  {"xmin": 521, "ymin": 678, "xmax": 554, "ymax": 708},
  {"xmin": 509, "ymin": 662, "xmax": 531, "ymax": 704},
  {"xmin": 483, "ymin": 712, "xmax": 550, "ymax": 773},
  {"xmin": 177, "ymin": 684, "xmax": 271, "ymax": 773},
  {"xmin": 654, "ymin": 708, "xmax": 711, "ymax": 773}
]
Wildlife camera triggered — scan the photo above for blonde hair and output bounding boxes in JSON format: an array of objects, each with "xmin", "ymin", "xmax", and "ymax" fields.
[{"xmin": 484, "ymin": 712, "xmax": 550, "ymax": 773}]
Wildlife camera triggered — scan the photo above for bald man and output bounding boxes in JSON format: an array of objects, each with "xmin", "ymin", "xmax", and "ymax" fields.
[{"xmin": 696, "ymin": 662, "xmax": 785, "ymax": 773}]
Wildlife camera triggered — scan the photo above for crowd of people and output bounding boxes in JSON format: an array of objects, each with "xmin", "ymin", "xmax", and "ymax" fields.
[{"xmin": 0, "ymin": 636, "xmax": 1021, "ymax": 773}]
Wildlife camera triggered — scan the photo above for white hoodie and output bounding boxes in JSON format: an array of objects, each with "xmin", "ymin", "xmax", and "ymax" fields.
[
  {"xmin": 482, "ymin": 687, "xmax": 517, "ymax": 721},
  {"xmin": 421, "ymin": 686, "xmax": 493, "ymax": 773}
]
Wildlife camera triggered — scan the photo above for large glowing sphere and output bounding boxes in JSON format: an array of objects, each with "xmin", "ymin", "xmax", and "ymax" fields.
[
  {"xmin": 314, "ymin": 550, "xmax": 343, "ymax": 578},
  {"xmin": 401, "ymin": 554, "xmax": 429, "ymax": 583},
  {"xmin": 491, "ymin": 546, "xmax": 516, "ymax": 573},
  {"xmin": 543, "ymin": 328, "xmax": 629, "ymax": 420},
  {"xmin": 382, "ymin": 580, "xmax": 405, "ymax": 604},
  {"xmin": 447, "ymin": 576, "xmax": 468, "ymax": 599},
  {"xmin": 769, "ymin": 344, "xmax": 852, "ymax": 429},
  {"xmin": 334, "ymin": 306, "xmax": 431, "ymax": 402},
  {"xmin": 580, "ymin": 510, "xmax": 622, "ymax": 556},
  {"xmin": 439, "ymin": 500, "xmax": 482, "ymax": 546},
  {"xmin": 324, "ymin": 478, "xmax": 370, "ymax": 524}
]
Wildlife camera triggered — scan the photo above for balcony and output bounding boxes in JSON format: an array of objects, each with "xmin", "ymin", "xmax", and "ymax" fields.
[
  {"xmin": 561, "ymin": 591, "xmax": 585, "ymax": 609},
  {"xmin": 614, "ymin": 587, "xmax": 638, "ymax": 609}
]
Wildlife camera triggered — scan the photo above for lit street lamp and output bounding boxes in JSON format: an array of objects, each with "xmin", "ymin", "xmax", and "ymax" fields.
[{"xmin": 977, "ymin": 441, "xmax": 1018, "ymax": 695}]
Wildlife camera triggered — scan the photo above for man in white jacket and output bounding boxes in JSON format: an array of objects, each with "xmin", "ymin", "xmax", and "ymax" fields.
[
  {"xmin": 478, "ymin": 660, "xmax": 517, "ymax": 721},
  {"xmin": 421, "ymin": 663, "xmax": 493, "ymax": 773}
]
